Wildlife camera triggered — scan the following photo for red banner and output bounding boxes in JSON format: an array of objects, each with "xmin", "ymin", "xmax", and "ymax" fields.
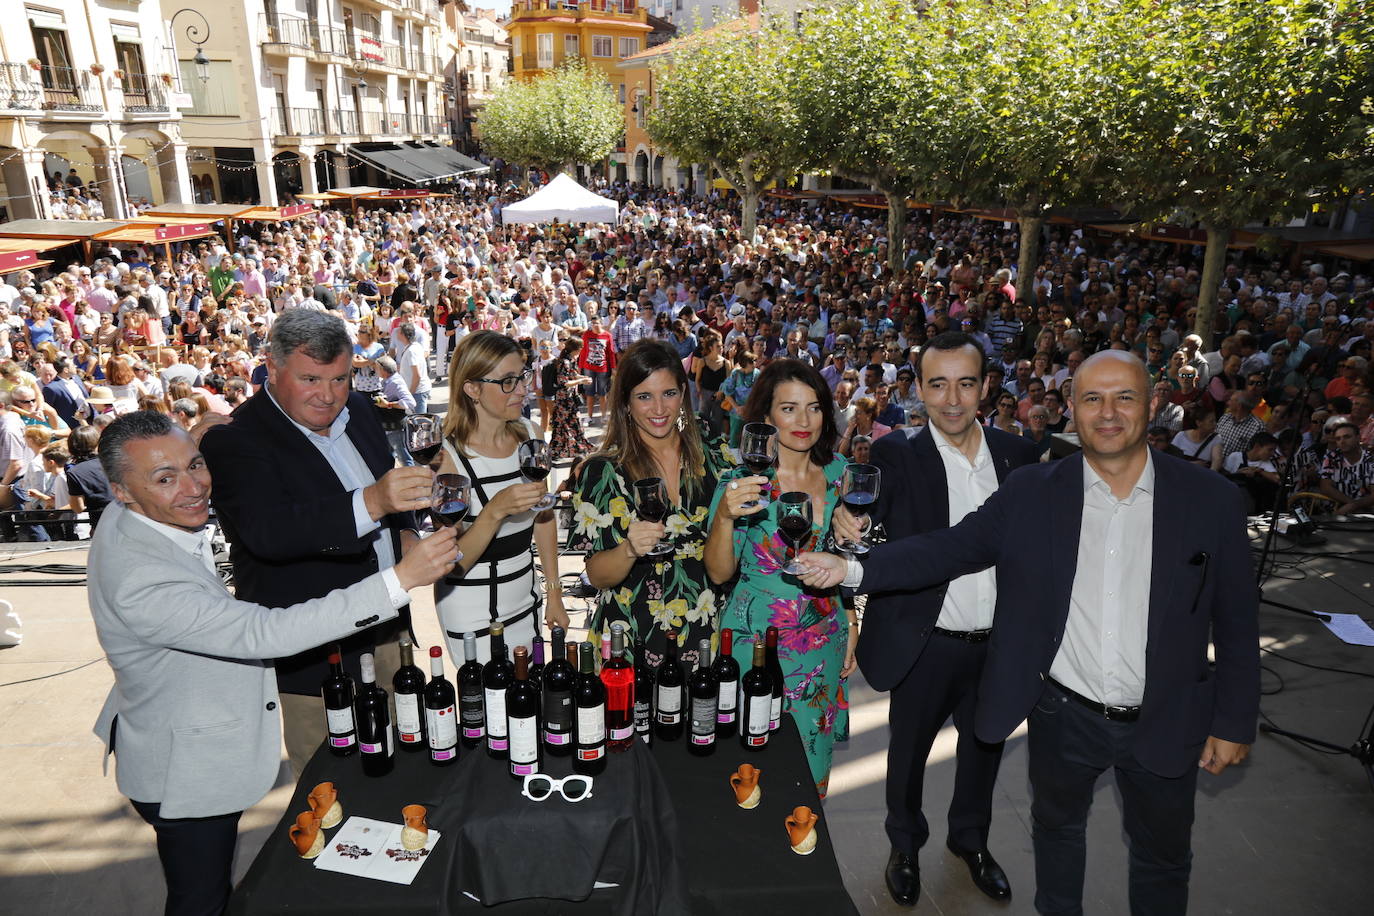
[
  {"xmin": 0, "ymin": 249, "xmax": 38, "ymax": 273},
  {"xmin": 375, "ymin": 189, "xmax": 429, "ymax": 198},
  {"xmin": 278, "ymin": 204, "xmax": 314, "ymax": 218},
  {"xmin": 155, "ymin": 223, "xmax": 211, "ymax": 241}
]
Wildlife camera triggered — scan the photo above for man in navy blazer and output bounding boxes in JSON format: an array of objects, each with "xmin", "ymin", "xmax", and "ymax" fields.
[
  {"xmin": 845, "ymin": 332, "xmax": 1039, "ymax": 907},
  {"xmin": 201, "ymin": 310, "xmax": 434, "ymax": 774},
  {"xmin": 41, "ymin": 356, "xmax": 88, "ymax": 429},
  {"xmin": 802, "ymin": 351, "xmax": 1258, "ymax": 916}
]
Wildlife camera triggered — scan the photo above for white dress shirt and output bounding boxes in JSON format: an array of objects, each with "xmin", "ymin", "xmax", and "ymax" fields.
[
  {"xmin": 1049, "ymin": 454, "xmax": 1155, "ymax": 707},
  {"xmin": 265, "ymin": 390, "xmax": 402, "ymax": 586},
  {"xmin": 930, "ymin": 423, "xmax": 998, "ymax": 631}
]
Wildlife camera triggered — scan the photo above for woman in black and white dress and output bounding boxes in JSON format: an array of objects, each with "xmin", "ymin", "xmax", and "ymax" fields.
[{"xmin": 434, "ymin": 330, "xmax": 569, "ymax": 664}]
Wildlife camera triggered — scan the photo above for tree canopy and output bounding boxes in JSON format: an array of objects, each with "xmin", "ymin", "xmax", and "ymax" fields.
[{"xmin": 477, "ymin": 58, "xmax": 622, "ymax": 178}]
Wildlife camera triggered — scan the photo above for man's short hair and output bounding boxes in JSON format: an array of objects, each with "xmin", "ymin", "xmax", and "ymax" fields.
[
  {"xmin": 915, "ymin": 331, "xmax": 986, "ymax": 382},
  {"xmin": 1247, "ymin": 431, "xmax": 1278, "ymax": 451},
  {"xmin": 376, "ymin": 355, "xmax": 398, "ymax": 375},
  {"xmin": 171, "ymin": 398, "xmax": 199, "ymax": 418},
  {"xmin": 397, "ymin": 322, "xmax": 417, "ymax": 344},
  {"xmin": 98, "ymin": 410, "xmax": 177, "ymax": 486},
  {"xmin": 268, "ymin": 309, "xmax": 351, "ymax": 364}
]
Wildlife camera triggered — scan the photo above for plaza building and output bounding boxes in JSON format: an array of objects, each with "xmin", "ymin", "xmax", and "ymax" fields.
[
  {"xmin": 445, "ymin": 5, "xmax": 510, "ymax": 154},
  {"xmin": 0, "ymin": 0, "xmax": 195, "ymax": 220}
]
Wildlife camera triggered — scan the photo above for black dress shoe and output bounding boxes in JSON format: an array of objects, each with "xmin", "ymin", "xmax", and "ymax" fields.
[
  {"xmin": 884, "ymin": 848, "xmax": 920, "ymax": 907},
  {"xmin": 946, "ymin": 838, "xmax": 1012, "ymax": 901}
]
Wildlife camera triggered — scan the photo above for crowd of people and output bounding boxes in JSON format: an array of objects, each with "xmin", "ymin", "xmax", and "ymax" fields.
[{"xmin": 3, "ymin": 172, "xmax": 1372, "ymax": 915}]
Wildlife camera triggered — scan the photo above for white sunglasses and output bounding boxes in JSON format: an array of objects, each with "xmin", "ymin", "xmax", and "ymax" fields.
[{"xmin": 520, "ymin": 773, "xmax": 594, "ymax": 803}]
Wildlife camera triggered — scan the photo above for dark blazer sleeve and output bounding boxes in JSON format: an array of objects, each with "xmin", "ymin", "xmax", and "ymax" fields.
[
  {"xmin": 857, "ymin": 472, "xmax": 1014, "ymax": 596},
  {"xmin": 1208, "ymin": 479, "xmax": 1261, "ymax": 745},
  {"xmin": 201, "ymin": 412, "xmax": 372, "ymax": 563}
]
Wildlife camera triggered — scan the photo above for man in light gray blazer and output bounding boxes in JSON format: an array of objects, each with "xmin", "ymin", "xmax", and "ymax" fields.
[{"xmin": 88, "ymin": 412, "xmax": 458, "ymax": 916}]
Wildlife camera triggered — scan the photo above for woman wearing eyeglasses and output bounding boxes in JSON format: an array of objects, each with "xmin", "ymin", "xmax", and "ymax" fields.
[{"xmin": 434, "ymin": 331, "xmax": 569, "ymax": 664}]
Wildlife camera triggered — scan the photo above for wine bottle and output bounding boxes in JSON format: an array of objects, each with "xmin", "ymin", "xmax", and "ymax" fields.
[
  {"xmin": 765, "ymin": 626, "xmax": 785, "ymax": 732},
  {"xmin": 712, "ymin": 628, "xmax": 741, "ymax": 739},
  {"xmin": 632, "ymin": 637, "xmax": 653, "ymax": 744},
  {"xmin": 653, "ymin": 630, "xmax": 685, "ymax": 741},
  {"xmin": 355, "ymin": 652, "xmax": 395, "ymax": 777},
  {"xmin": 542, "ymin": 626, "xmax": 575, "ymax": 757},
  {"xmin": 507, "ymin": 646, "xmax": 541, "ymax": 779},
  {"xmin": 687, "ymin": 638, "xmax": 718, "ymax": 756},
  {"xmin": 483, "ymin": 622, "xmax": 513, "ymax": 759},
  {"xmin": 423, "ymin": 646, "xmax": 459, "ymax": 765},
  {"xmin": 529, "ymin": 634, "xmax": 546, "ymax": 692},
  {"xmin": 392, "ymin": 636, "xmax": 427, "ymax": 751},
  {"xmin": 458, "ymin": 632, "xmax": 485, "ymax": 749},
  {"xmin": 740, "ymin": 640, "xmax": 772, "ymax": 751},
  {"xmin": 601, "ymin": 623, "xmax": 635, "ymax": 753},
  {"xmin": 322, "ymin": 649, "xmax": 357, "ymax": 757},
  {"xmin": 573, "ymin": 642, "xmax": 607, "ymax": 775}
]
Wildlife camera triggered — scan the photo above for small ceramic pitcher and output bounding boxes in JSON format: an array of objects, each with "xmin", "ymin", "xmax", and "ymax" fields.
[
  {"xmin": 729, "ymin": 764, "xmax": 762, "ymax": 809},
  {"xmin": 288, "ymin": 810, "xmax": 325, "ymax": 859},
  {"xmin": 401, "ymin": 804, "xmax": 429, "ymax": 851},
  {"xmin": 308, "ymin": 782, "xmax": 343, "ymax": 829},
  {"xmin": 786, "ymin": 805, "xmax": 819, "ymax": 856}
]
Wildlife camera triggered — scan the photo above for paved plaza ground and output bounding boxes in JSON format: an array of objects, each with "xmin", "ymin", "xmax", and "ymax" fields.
[{"xmin": 2, "ymin": 388, "xmax": 1371, "ymax": 913}]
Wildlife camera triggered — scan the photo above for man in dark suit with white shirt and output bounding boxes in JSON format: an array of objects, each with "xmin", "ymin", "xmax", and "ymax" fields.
[
  {"xmin": 802, "ymin": 351, "xmax": 1258, "ymax": 916},
  {"xmin": 201, "ymin": 310, "xmax": 434, "ymax": 774},
  {"xmin": 837, "ymin": 332, "xmax": 1039, "ymax": 907}
]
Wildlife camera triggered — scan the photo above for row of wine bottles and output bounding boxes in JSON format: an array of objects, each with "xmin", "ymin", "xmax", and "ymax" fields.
[{"xmin": 318, "ymin": 622, "xmax": 789, "ymax": 779}]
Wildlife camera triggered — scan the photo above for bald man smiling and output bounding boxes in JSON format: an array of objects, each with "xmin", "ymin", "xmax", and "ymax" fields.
[{"xmin": 799, "ymin": 351, "xmax": 1259, "ymax": 915}]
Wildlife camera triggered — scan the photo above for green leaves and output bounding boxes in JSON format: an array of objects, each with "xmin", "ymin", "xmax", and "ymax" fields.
[{"xmin": 477, "ymin": 58, "xmax": 622, "ymax": 175}]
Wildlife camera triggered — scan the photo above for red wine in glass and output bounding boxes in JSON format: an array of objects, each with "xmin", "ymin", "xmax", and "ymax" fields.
[
  {"xmin": 839, "ymin": 464, "xmax": 880, "ymax": 556},
  {"xmin": 432, "ymin": 474, "xmax": 471, "ymax": 528},
  {"xmin": 739, "ymin": 422, "xmax": 778, "ymax": 509},
  {"xmin": 518, "ymin": 439, "xmax": 557, "ymax": 510},
  {"xmin": 632, "ymin": 478, "xmax": 674, "ymax": 557},
  {"xmin": 404, "ymin": 414, "xmax": 442, "ymax": 466},
  {"xmin": 776, "ymin": 491, "xmax": 814, "ymax": 575}
]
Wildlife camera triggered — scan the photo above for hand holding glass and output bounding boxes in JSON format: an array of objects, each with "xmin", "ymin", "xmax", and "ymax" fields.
[
  {"xmin": 838, "ymin": 464, "xmax": 880, "ymax": 556},
  {"xmin": 518, "ymin": 439, "xmax": 557, "ymax": 510},
  {"xmin": 776, "ymin": 491, "xmax": 814, "ymax": 576},
  {"xmin": 632, "ymin": 478, "xmax": 675, "ymax": 557}
]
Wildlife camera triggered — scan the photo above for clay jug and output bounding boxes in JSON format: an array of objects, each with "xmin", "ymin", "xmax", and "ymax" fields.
[
  {"xmin": 786, "ymin": 805, "xmax": 819, "ymax": 855},
  {"xmin": 288, "ymin": 810, "xmax": 325, "ymax": 859},
  {"xmin": 401, "ymin": 804, "xmax": 429, "ymax": 851},
  {"xmin": 729, "ymin": 764, "xmax": 762, "ymax": 809},
  {"xmin": 308, "ymin": 781, "xmax": 343, "ymax": 829}
]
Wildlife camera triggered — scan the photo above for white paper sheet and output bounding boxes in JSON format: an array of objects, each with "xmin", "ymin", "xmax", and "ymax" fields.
[
  {"xmin": 1320, "ymin": 612, "xmax": 1374, "ymax": 647},
  {"xmin": 313, "ymin": 816, "xmax": 441, "ymax": 885}
]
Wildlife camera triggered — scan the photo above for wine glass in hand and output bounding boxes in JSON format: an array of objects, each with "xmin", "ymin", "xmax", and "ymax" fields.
[
  {"xmin": 632, "ymin": 478, "xmax": 674, "ymax": 557},
  {"xmin": 739, "ymin": 423, "xmax": 778, "ymax": 510},
  {"xmin": 838, "ymin": 464, "xmax": 880, "ymax": 556},
  {"xmin": 431, "ymin": 474, "xmax": 471, "ymax": 529},
  {"xmin": 404, "ymin": 414, "xmax": 443, "ymax": 467},
  {"xmin": 517, "ymin": 439, "xmax": 557, "ymax": 510},
  {"xmin": 776, "ymin": 491, "xmax": 814, "ymax": 575}
]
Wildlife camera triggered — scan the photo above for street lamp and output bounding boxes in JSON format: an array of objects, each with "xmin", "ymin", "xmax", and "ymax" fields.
[{"xmin": 169, "ymin": 8, "xmax": 213, "ymax": 84}]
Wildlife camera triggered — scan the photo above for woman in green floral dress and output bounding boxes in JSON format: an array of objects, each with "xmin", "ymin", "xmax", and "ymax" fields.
[
  {"xmin": 570, "ymin": 340, "xmax": 733, "ymax": 668},
  {"xmin": 705, "ymin": 359, "xmax": 857, "ymax": 798}
]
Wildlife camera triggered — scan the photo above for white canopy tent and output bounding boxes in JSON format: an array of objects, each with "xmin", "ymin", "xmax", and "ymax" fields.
[{"xmin": 501, "ymin": 173, "xmax": 619, "ymax": 225}]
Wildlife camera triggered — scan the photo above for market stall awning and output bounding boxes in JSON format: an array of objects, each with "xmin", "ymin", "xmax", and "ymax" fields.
[
  {"xmin": 232, "ymin": 204, "xmax": 317, "ymax": 222},
  {"xmin": 0, "ymin": 219, "xmax": 132, "ymax": 240},
  {"xmin": 1088, "ymin": 222, "xmax": 1257, "ymax": 250},
  {"xmin": 1310, "ymin": 241, "xmax": 1374, "ymax": 262},
  {"xmin": 0, "ymin": 249, "xmax": 52, "ymax": 274},
  {"xmin": 92, "ymin": 221, "xmax": 219, "ymax": 245},
  {"xmin": 0, "ymin": 236, "xmax": 81, "ymax": 254},
  {"xmin": 143, "ymin": 203, "xmax": 259, "ymax": 221}
]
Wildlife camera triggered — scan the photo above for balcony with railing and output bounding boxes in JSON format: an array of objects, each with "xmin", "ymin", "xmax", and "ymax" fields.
[
  {"xmin": 510, "ymin": 0, "xmax": 644, "ymax": 19},
  {"xmin": 120, "ymin": 72, "xmax": 169, "ymax": 114},
  {"xmin": 273, "ymin": 106, "xmax": 445, "ymax": 138},
  {"xmin": 39, "ymin": 65, "xmax": 102, "ymax": 112},
  {"xmin": 0, "ymin": 63, "xmax": 42, "ymax": 112},
  {"xmin": 261, "ymin": 13, "xmax": 442, "ymax": 78}
]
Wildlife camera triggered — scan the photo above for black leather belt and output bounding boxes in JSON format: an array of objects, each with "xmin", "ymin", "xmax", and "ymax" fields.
[
  {"xmin": 932, "ymin": 626, "xmax": 992, "ymax": 643},
  {"xmin": 1047, "ymin": 677, "xmax": 1141, "ymax": 722}
]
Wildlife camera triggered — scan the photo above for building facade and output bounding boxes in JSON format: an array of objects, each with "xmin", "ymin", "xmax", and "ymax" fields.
[
  {"xmin": 445, "ymin": 5, "xmax": 509, "ymax": 153},
  {"xmin": 169, "ymin": 0, "xmax": 451, "ymax": 206},
  {"xmin": 0, "ymin": 1, "xmax": 194, "ymax": 220}
]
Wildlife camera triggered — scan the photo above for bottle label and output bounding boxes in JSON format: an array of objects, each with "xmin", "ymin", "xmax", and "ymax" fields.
[
  {"xmin": 609, "ymin": 724, "xmax": 634, "ymax": 741},
  {"xmin": 543, "ymin": 692, "xmax": 572, "ymax": 739},
  {"xmin": 770, "ymin": 695, "xmax": 782, "ymax": 731},
  {"xmin": 425, "ymin": 704, "xmax": 457, "ymax": 750},
  {"xmin": 485, "ymin": 687, "xmax": 508, "ymax": 737},
  {"xmin": 690, "ymin": 696, "xmax": 717, "ymax": 741},
  {"xmin": 746, "ymin": 697, "xmax": 770, "ymax": 738},
  {"xmin": 508, "ymin": 714, "xmax": 539, "ymax": 767},
  {"xmin": 745, "ymin": 732, "xmax": 768, "ymax": 748},
  {"xmin": 360, "ymin": 740, "xmax": 383, "ymax": 754},
  {"xmin": 634, "ymin": 700, "xmax": 651, "ymax": 731},
  {"xmin": 544, "ymin": 731, "xmax": 570, "ymax": 745},
  {"xmin": 577, "ymin": 703, "xmax": 606, "ymax": 744},
  {"xmin": 395, "ymin": 694, "xmax": 423, "ymax": 742},
  {"xmin": 432, "ymin": 747, "xmax": 457, "ymax": 761},
  {"xmin": 717, "ymin": 680, "xmax": 737, "ymax": 712},
  {"xmin": 577, "ymin": 745, "xmax": 605, "ymax": 761},
  {"xmin": 326, "ymin": 706, "xmax": 355, "ymax": 739},
  {"xmin": 656, "ymin": 684, "xmax": 681, "ymax": 723},
  {"xmin": 511, "ymin": 760, "xmax": 539, "ymax": 776},
  {"xmin": 460, "ymin": 692, "xmax": 485, "ymax": 738}
]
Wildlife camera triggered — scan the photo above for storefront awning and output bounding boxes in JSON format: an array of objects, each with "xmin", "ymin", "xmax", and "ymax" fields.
[{"xmin": 348, "ymin": 145, "xmax": 489, "ymax": 185}]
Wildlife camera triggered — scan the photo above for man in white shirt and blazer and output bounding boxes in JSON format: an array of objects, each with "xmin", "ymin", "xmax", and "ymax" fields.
[{"xmin": 88, "ymin": 412, "xmax": 458, "ymax": 916}]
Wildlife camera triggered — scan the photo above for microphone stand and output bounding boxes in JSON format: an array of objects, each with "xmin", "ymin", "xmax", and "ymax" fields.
[{"xmin": 1254, "ymin": 365, "xmax": 1320, "ymax": 589}]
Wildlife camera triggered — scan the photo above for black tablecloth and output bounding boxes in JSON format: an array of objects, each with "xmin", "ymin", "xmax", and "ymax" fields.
[{"xmin": 229, "ymin": 715, "xmax": 858, "ymax": 915}]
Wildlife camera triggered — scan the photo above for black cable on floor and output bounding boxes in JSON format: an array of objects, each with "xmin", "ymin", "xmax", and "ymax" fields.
[{"xmin": 0, "ymin": 656, "xmax": 106, "ymax": 687}]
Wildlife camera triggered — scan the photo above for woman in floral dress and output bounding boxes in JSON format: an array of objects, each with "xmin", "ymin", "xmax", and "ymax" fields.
[
  {"xmin": 705, "ymin": 359, "xmax": 857, "ymax": 797},
  {"xmin": 550, "ymin": 337, "xmax": 593, "ymax": 461},
  {"xmin": 570, "ymin": 340, "xmax": 732, "ymax": 668}
]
